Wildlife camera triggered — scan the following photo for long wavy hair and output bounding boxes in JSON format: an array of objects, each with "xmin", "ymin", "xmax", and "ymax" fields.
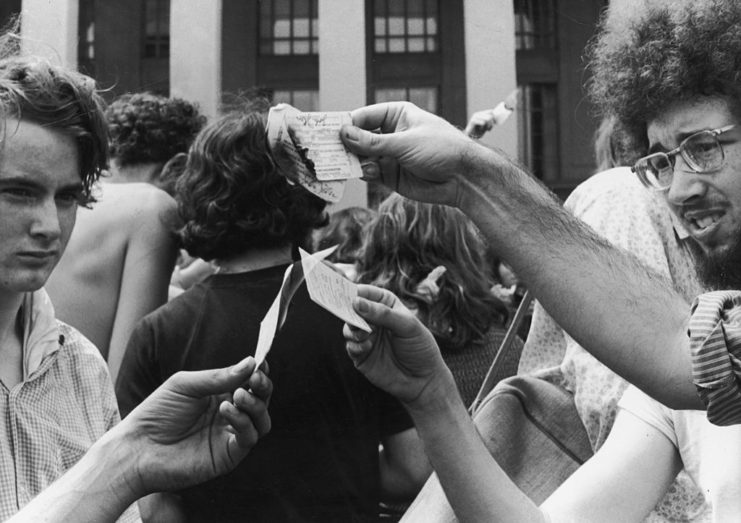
[
  {"xmin": 176, "ymin": 101, "xmax": 327, "ymax": 261},
  {"xmin": 357, "ymin": 194, "xmax": 508, "ymax": 352},
  {"xmin": 587, "ymin": 0, "xmax": 741, "ymax": 151}
]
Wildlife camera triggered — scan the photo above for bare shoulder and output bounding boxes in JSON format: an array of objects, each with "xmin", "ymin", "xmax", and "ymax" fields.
[{"xmin": 90, "ymin": 183, "xmax": 177, "ymax": 230}]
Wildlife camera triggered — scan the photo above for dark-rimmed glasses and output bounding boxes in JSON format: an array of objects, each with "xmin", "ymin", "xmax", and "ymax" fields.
[{"xmin": 631, "ymin": 124, "xmax": 736, "ymax": 190}]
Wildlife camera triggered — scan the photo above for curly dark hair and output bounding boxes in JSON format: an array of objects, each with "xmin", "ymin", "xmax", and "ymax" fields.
[
  {"xmin": 0, "ymin": 31, "xmax": 108, "ymax": 205},
  {"xmin": 588, "ymin": 0, "xmax": 741, "ymax": 151},
  {"xmin": 176, "ymin": 105, "xmax": 328, "ymax": 261},
  {"xmin": 106, "ymin": 92, "xmax": 206, "ymax": 168},
  {"xmin": 357, "ymin": 194, "xmax": 508, "ymax": 352}
]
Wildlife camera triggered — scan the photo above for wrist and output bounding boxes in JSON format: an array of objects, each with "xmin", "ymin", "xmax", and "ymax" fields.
[
  {"xmin": 403, "ymin": 366, "xmax": 461, "ymax": 419},
  {"xmin": 90, "ymin": 421, "xmax": 148, "ymax": 503}
]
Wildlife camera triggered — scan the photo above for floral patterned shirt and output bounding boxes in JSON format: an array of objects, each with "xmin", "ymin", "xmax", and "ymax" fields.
[{"xmin": 520, "ymin": 167, "xmax": 709, "ymax": 522}]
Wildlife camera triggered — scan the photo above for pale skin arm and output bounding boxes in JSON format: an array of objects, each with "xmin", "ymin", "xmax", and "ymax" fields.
[
  {"xmin": 107, "ymin": 191, "xmax": 178, "ymax": 383},
  {"xmin": 380, "ymin": 427, "xmax": 432, "ymax": 502},
  {"xmin": 8, "ymin": 357, "xmax": 272, "ymax": 523},
  {"xmin": 340, "ymin": 102, "xmax": 700, "ymax": 410},
  {"xmin": 345, "ymin": 285, "xmax": 680, "ymax": 523}
]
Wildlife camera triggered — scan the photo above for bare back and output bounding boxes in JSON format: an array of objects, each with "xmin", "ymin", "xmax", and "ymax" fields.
[{"xmin": 46, "ymin": 183, "xmax": 178, "ymax": 381}]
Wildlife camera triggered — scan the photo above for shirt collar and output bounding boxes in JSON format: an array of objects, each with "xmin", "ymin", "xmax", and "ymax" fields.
[{"xmin": 22, "ymin": 289, "xmax": 61, "ymax": 379}]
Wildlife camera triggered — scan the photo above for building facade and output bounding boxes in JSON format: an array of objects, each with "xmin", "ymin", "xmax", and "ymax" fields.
[{"xmin": 3, "ymin": 0, "xmax": 606, "ymax": 207}]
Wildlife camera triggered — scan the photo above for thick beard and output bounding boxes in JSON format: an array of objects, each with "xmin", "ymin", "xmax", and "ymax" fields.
[{"xmin": 696, "ymin": 237, "xmax": 741, "ymax": 290}]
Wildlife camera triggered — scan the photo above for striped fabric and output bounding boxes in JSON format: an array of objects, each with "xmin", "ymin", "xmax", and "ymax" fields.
[{"xmin": 688, "ymin": 291, "xmax": 741, "ymax": 426}]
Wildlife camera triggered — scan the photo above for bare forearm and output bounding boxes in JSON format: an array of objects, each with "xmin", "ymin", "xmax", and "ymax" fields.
[
  {"xmin": 454, "ymin": 145, "xmax": 700, "ymax": 409},
  {"xmin": 8, "ymin": 430, "xmax": 141, "ymax": 522},
  {"xmin": 405, "ymin": 374, "xmax": 546, "ymax": 523}
]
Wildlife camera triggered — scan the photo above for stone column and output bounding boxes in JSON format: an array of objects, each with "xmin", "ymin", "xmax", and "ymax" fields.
[
  {"xmin": 464, "ymin": 0, "xmax": 518, "ymax": 157},
  {"xmin": 318, "ymin": 0, "xmax": 367, "ymax": 209},
  {"xmin": 20, "ymin": 0, "xmax": 79, "ymax": 68},
  {"xmin": 170, "ymin": 0, "xmax": 222, "ymax": 119}
]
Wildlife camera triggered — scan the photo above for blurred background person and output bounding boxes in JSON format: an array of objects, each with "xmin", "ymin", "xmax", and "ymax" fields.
[
  {"xmin": 312, "ymin": 206, "xmax": 377, "ymax": 281},
  {"xmin": 357, "ymin": 194, "xmax": 518, "ymax": 408}
]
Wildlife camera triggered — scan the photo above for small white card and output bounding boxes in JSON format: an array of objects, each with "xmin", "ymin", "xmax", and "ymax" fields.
[
  {"xmin": 299, "ymin": 247, "xmax": 371, "ymax": 332},
  {"xmin": 253, "ymin": 247, "xmax": 340, "ymax": 366}
]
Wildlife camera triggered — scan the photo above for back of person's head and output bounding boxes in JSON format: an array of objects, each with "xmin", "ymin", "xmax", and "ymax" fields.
[
  {"xmin": 176, "ymin": 100, "xmax": 328, "ymax": 261},
  {"xmin": 0, "ymin": 28, "xmax": 108, "ymax": 205},
  {"xmin": 588, "ymin": 0, "xmax": 741, "ymax": 150},
  {"xmin": 593, "ymin": 115, "xmax": 643, "ymax": 172},
  {"xmin": 314, "ymin": 206, "xmax": 377, "ymax": 264},
  {"xmin": 357, "ymin": 194, "xmax": 507, "ymax": 352},
  {"xmin": 106, "ymin": 92, "xmax": 205, "ymax": 169}
]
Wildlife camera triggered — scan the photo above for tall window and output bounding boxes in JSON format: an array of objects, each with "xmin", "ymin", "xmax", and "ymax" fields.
[
  {"xmin": 367, "ymin": 0, "xmax": 465, "ymax": 207},
  {"xmin": 260, "ymin": 0, "xmax": 318, "ymax": 55},
  {"xmin": 257, "ymin": 0, "xmax": 319, "ymax": 111},
  {"xmin": 515, "ymin": 0, "xmax": 560, "ymax": 181},
  {"xmin": 144, "ymin": 0, "xmax": 170, "ymax": 58},
  {"xmin": 518, "ymin": 85, "xmax": 559, "ymax": 182},
  {"xmin": 373, "ymin": 0, "xmax": 438, "ymax": 53},
  {"xmin": 371, "ymin": 0, "xmax": 440, "ymax": 115},
  {"xmin": 77, "ymin": 0, "xmax": 95, "ymax": 76},
  {"xmin": 515, "ymin": 0, "xmax": 557, "ymax": 50}
]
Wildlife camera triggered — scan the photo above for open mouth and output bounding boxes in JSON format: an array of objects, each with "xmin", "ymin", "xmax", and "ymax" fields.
[{"xmin": 683, "ymin": 211, "xmax": 724, "ymax": 242}]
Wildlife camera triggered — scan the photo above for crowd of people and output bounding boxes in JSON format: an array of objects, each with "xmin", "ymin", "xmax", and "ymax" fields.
[{"xmin": 3, "ymin": 0, "xmax": 741, "ymax": 521}]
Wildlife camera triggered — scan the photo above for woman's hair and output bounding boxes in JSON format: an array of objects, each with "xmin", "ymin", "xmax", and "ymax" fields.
[
  {"xmin": 176, "ymin": 102, "xmax": 328, "ymax": 261},
  {"xmin": 587, "ymin": 0, "xmax": 741, "ymax": 151},
  {"xmin": 314, "ymin": 206, "xmax": 377, "ymax": 264},
  {"xmin": 0, "ymin": 27, "xmax": 108, "ymax": 205},
  {"xmin": 593, "ymin": 115, "xmax": 643, "ymax": 172},
  {"xmin": 357, "ymin": 194, "xmax": 507, "ymax": 352}
]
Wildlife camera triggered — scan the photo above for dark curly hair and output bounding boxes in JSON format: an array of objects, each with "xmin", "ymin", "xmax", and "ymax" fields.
[
  {"xmin": 0, "ymin": 30, "xmax": 108, "ymax": 205},
  {"xmin": 176, "ymin": 104, "xmax": 328, "ymax": 261},
  {"xmin": 588, "ymin": 0, "xmax": 741, "ymax": 151},
  {"xmin": 106, "ymin": 92, "xmax": 205, "ymax": 168},
  {"xmin": 357, "ymin": 194, "xmax": 508, "ymax": 352}
]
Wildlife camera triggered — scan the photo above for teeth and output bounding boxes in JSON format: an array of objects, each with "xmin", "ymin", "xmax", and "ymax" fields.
[{"xmin": 692, "ymin": 214, "xmax": 720, "ymax": 230}]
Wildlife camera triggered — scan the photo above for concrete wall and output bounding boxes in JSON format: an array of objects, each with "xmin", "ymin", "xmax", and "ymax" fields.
[
  {"xmin": 318, "ymin": 0, "xmax": 367, "ymax": 210},
  {"xmin": 170, "ymin": 0, "xmax": 222, "ymax": 119},
  {"xmin": 20, "ymin": 0, "xmax": 78, "ymax": 68},
  {"xmin": 464, "ymin": 0, "xmax": 518, "ymax": 158}
]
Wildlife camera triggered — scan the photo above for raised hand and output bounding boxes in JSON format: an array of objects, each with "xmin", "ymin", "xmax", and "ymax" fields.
[
  {"xmin": 340, "ymin": 102, "xmax": 483, "ymax": 207},
  {"xmin": 344, "ymin": 284, "xmax": 454, "ymax": 408}
]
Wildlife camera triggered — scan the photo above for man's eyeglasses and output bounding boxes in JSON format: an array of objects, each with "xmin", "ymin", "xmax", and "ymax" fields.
[{"xmin": 631, "ymin": 124, "xmax": 736, "ymax": 191}]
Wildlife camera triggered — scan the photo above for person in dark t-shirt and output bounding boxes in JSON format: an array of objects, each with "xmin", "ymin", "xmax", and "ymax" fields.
[{"xmin": 116, "ymin": 99, "xmax": 430, "ymax": 522}]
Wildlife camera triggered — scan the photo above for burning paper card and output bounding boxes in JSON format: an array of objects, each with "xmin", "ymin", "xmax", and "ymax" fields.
[{"xmin": 266, "ymin": 104, "xmax": 362, "ymax": 202}]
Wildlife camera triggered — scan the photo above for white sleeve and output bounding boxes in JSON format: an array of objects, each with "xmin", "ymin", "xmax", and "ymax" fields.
[{"xmin": 618, "ymin": 385, "xmax": 678, "ymax": 447}]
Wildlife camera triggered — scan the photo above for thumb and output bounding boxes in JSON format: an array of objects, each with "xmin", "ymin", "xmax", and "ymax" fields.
[
  {"xmin": 341, "ymin": 124, "xmax": 403, "ymax": 158},
  {"xmin": 168, "ymin": 356, "xmax": 257, "ymax": 398},
  {"xmin": 352, "ymin": 294, "xmax": 416, "ymax": 337}
]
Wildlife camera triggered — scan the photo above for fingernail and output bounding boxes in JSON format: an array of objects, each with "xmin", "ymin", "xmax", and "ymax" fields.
[
  {"xmin": 361, "ymin": 162, "xmax": 379, "ymax": 179},
  {"xmin": 342, "ymin": 125, "xmax": 360, "ymax": 142},
  {"xmin": 233, "ymin": 356, "xmax": 255, "ymax": 374}
]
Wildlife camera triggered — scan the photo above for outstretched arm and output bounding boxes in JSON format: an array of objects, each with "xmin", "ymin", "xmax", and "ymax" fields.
[
  {"xmin": 340, "ymin": 102, "xmax": 699, "ymax": 410},
  {"xmin": 346, "ymin": 285, "xmax": 680, "ymax": 523},
  {"xmin": 9, "ymin": 357, "xmax": 271, "ymax": 523}
]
